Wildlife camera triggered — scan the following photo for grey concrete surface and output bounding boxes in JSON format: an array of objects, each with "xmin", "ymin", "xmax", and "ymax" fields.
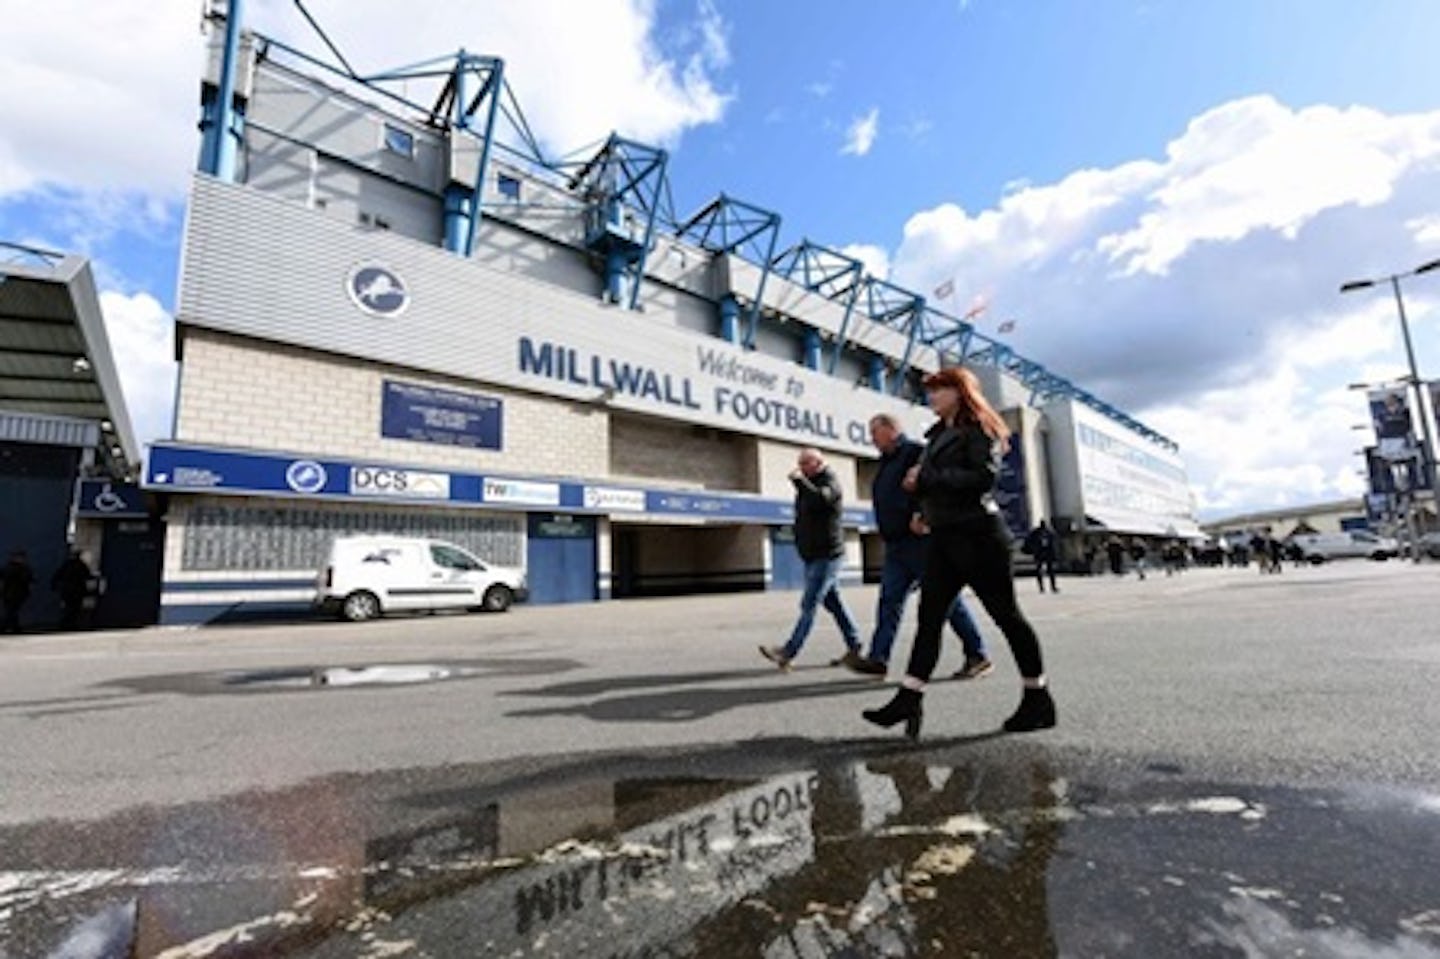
[
  {"xmin": 3, "ymin": 562, "xmax": 1440, "ymax": 957},
  {"xmin": 1, "ymin": 561, "xmax": 1435, "ymax": 826}
]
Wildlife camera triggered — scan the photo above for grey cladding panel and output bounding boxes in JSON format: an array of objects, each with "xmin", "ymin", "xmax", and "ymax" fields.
[
  {"xmin": 247, "ymin": 65, "xmax": 444, "ymax": 194},
  {"xmin": 177, "ymin": 176, "xmax": 929, "ymax": 457}
]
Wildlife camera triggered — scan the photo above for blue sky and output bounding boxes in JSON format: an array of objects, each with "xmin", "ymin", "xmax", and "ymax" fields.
[
  {"xmin": 664, "ymin": 0, "xmax": 1440, "ymax": 241},
  {"xmin": 4, "ymin": 0, "xmax": 1440, "ymax": 519}
]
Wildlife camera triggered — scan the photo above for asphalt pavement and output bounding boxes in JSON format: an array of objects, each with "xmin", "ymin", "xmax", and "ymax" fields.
[{"xmin": 2, "ymin": 562, "xmax": 1438, "ymax": 957}]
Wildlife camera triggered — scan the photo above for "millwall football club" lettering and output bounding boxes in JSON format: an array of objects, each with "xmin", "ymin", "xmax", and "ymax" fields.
[
  {"xmin": 520, "ymin": 338, "xmax": 700, "ymax": 409},
  {"xmin": 518, "ymin": 337, "xmax": 864, "ymax": 445}
]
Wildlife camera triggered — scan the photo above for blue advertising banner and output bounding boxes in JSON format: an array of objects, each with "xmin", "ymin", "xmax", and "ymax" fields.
[
  {"xmin": 1365, "ymin": 444, "xmax": 1431, "ymax": 494},
  {"xmin": 1368, "ymin": 386, "xmax": 1417, "ymax": 462},
  {"xmin": 145, "ymin": 443, "xmax": 876, "ymax": 527},
  {"xmin": 995, "ymin": 440, "xmax": 1031, "ymax": 540},
  {"xmin": 74, "ymin": 480, "xmax": 148, "ymax": 518},
  {"xmin": 381, "ymin": 380, "xmax": 503, "ymax": 450}
]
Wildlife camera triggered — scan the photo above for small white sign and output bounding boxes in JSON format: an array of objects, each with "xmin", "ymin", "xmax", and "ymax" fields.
[
  {"xmin": 483, "ymin": 478, "xmax": 560, "ymax": 506},
  {"xmin": 583, "ymin": 486, "xmax": 647, "ymax": 512},
  {"xmin": 350, "ymin": 466, "xmax": 451, "ymax": 499}
]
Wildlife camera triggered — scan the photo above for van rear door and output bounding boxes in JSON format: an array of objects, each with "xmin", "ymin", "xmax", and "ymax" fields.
[{"xmin": 357, "ymin": 543, "xmax": 423, "ymax": 611}]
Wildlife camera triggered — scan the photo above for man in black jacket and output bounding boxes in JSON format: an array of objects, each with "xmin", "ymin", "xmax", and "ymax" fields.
[
  {"xmin": 760, "ymin": 448, "xmax": 863, "ymax": 670},
  {"xmin": 52, "ymin": 549, "xmax": 94, "ymax": 630},
  {"xmin": 848, "ymin": 414, "xmax": 993, "ymax": 679},
  {"xmin": 1024, "ymin": 520, "xmax": 1059, "ymax": 593},
  {"xmin": 1, "ymin": 550, "xmax": 34, "ymax": 634}
]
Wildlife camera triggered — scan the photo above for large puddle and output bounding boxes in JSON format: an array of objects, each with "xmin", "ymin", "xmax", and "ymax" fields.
[{"xmin": 5, "ymin": 747, "xmax": 1440, "ymax": 957}]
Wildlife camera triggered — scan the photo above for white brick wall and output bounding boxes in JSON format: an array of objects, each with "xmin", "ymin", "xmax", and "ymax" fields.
[
  {"xmin": 175, "ymin": 329, "xmax": 608, "ymax": 478},
  {"xmin": 754, "ymin": 439, "xmax": 864, "ymax": 507},
  {"xmin": 608, "ymin": 415, "xmax": 754, "ymax": 490}
]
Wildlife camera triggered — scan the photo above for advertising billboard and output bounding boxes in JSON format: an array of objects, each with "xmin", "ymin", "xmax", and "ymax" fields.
[{"xmin": 1368, "ymin": 386, "xmax": 1417, "ymax": 462}]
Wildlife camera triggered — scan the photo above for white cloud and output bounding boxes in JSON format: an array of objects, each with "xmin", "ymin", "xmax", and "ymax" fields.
[
  {"xmin": 98, "ymin": 291, "xmax": 176, "ymax": 449},
  {"xmin": 840, "ymin": 243, "xmax": 891, "ymax": 281},
  {"xmin": 2, "ymin": 0, "xmax": 733, "ymax": 463},
  {"xmin": 0, "ymin": 0, "xmax": 734, "ymax": 204},
  {"xmin": 253, "ymin": 0, "xmax": 732, "ymax": 157},
  {"xmin": 883, "ymin": 95, "xmax": 1440, "ymax": 517},
  {"xmin": 1407, "ymin": 213, "xmax": 1440, "ymax": 246},
  {"xmin": 841, "ymin": 107, "xmax": 880, "ymax": 157},
  {"xmin": 1097, "ymin": 97, "xmax": 1436, "ymax": 276},
  {"xmin": 0, "ymin": 2, "xmax": 199, "ymax": 200},
  {"xmin": 901, "ymin": 116, "xmax": 935, "ymax": 141}
]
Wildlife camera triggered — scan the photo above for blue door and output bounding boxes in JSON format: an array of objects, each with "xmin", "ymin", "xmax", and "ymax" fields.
[
  {"xmin": 769, "ymin": 526, "xmax": 806, "ymax": 590},
  {"xmin": 525, "ymin": 514, "xmax": 598, "ymax": 605},
  {"xmin": 97, "ymin": 519, "xmax": 163, "ymax": 627}
]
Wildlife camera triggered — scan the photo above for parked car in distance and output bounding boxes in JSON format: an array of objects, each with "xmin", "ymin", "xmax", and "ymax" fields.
[
  {"xmin": 1414, "ymin": 531, "xmax": 1440, "ymax": 559},
  {"xmin": 316, "ymin": 536, "xmax": 527, "ymax": 621},
  {"xmin": 1289, "ymin": 531, "xmax": 1400, "ymax": 563}
]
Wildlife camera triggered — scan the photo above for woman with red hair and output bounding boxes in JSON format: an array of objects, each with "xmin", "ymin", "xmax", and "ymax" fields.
[{"xmin": 862, "ymin": 366, "xmax": 1056, "ymax": 738}]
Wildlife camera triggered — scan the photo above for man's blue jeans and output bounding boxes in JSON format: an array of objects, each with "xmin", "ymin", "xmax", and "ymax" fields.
[
  {"xmin": 868, "ymin": 537, "xmax": 987, "ymax": 664},
  {"xmin": 782, "ymin": 556, "xmax": 860, "ymax": 658}
]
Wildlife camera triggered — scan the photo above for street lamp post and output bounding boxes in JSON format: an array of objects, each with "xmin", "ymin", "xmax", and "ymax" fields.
[{"xmin": 1341, "ymin": 258, "xmax": 1440, "ymax": 563}]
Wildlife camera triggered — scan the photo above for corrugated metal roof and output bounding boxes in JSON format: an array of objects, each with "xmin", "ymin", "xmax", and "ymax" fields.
[
  {"xmin": 0, "ymin": 251, "xmax": 140, "ymax": 475},
  {"xmin": 0, "ymin": 410, "xmax": 99, "ymax": 448}
]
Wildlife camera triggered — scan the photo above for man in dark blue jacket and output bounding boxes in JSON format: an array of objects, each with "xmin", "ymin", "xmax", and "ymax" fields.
[
  {"xmin": 760, "ymin": 448, "xmax": 863, "ymax": 670},
  {"xmin": 848, "ymin": 414, "xmax": 992, "ymax": 679}
]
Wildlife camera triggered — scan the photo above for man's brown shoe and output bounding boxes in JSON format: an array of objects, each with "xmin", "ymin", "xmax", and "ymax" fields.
[
  {"xmin": 760, "ymin": 645, "xmax": 793, "ymax": 671},
  {"xmin": 953, "ymin": 656, "xmax": 995, "ymax": 680}
]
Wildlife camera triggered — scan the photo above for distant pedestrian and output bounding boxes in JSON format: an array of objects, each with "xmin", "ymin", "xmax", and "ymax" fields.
[
  {"xmin": 760, "ymin": 448, "xmax": 863, "ymax": 670},
  {"xmin": 2, "ymin": 550, "xmax": 35, "ymax": 634},
  {"xmin": 862, "ymin": 366, "xmax": 1056, "ymax": 739},
  {"xmin": 1250, "ymin": 532, "xmax": 1271, "ymax": 573},
  {"xmin": 1267, "ymin": 536, "xmax": 1285, "ymax": 575},
  {"xmin": 1106, "ymin": 535, "xmax": 1126, "ymax": 575},
  {"xmin": 1162, "ymin": 540, "xmax": 1185, "ymax": 576},
  {"xmin": 1129, "ymin": 537, "xmax": 1148, "ymax": 580},
  {"xmin": 848, "ymin": 414, "xmax": 993, "ymax": 680},
  {"xmin": 51, "ymin": 549, "xmax": 94, "ymax": 631},
  {"xmin": 1024, "ymin": 520, "xmax": 1060, "ymax": 593}
]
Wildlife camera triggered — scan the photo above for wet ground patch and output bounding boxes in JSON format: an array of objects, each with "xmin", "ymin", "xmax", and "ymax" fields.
[{"xmin": 5, "ymin": 739, "xmax": 1440, "ymax": 957}]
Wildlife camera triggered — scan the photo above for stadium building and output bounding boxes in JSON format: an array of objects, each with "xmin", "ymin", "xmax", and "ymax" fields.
[
  {"xmin": 0, "ymin": 244, "xmax": 156, "ymax": 629},
  {"xmin": 146, "ymin": 3, "xmax": 1200, "ymax": 624}
]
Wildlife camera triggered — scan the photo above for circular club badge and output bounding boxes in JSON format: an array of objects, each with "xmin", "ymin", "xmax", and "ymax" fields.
[
  {"xmin": 347, "ymin": 264, "xmax": 410, "ymax": 317},
  {"xmin": 285, "ymin": 460, "xmax": 328, "ymax": 494}
]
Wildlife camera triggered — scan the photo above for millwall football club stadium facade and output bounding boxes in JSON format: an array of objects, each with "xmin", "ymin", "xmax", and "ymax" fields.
[{"xmin": 149, "ymin": 3, "xmax": 1200, "ymax": 624}]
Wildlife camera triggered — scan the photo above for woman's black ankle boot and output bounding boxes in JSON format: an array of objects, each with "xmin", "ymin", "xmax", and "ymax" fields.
[
  {"xmin": 863, "ymin": 687, "xmax": 924, "ymax": 740},
  {"xmin": 1003, "ymin": 686, "xmax": 1057, "ymax": 733}
]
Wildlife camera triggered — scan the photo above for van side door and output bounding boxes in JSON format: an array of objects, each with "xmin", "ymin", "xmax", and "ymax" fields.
[{"xmin": 427, "ymin": 543, "xmax": 487, "ymax": 609}]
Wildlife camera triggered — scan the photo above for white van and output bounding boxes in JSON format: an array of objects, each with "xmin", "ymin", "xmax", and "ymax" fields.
[
  {"xmin": 1290, "ymin": 530, "xmax": 1400, "ymax": 563},
  {"xmin": 316, "ymin": 536, "xmax": 527, "ymax": 621}
]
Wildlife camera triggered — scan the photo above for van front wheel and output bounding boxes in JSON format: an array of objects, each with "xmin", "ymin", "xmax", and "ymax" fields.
[
  {"xmin": 482, "ymin": 585, "xmax": 514, "ymax": 613},
  {"xmin": 342, "ymin": 590, "xmax": 382, "ymax": 622}
]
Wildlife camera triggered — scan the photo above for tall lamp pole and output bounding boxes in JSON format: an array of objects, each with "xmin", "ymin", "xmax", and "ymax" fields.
[{"xmin": 1341, "ymin": 257, "xmax": 1440, "ymax": 560}]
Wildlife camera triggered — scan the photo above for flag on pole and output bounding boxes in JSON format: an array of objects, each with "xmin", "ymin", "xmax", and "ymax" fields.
[
  {"xmin": 997, "ymin": 319, "xmax": 1017, "ymax": 334},
  {"xmin": 932, "ymin": 278, "xmax": 955, "ymax": 300}
]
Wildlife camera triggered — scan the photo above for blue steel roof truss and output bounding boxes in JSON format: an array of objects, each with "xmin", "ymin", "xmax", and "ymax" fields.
[
  {"xmin": 771, "ymin": 240, "xmax": 865, "ymax": 373},
  {"xmin": 677, "ymin": 195, "xmax": 781, "ymax": 348},
  {"xmin": 568, "ymin": 136, "xmax": 672, "ymax": 311},
  {"xmin": 234, "ymin": 3, "xmax": 1179, "ymax": 452}
]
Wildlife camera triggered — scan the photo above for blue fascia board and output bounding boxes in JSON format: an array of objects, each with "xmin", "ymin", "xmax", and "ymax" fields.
[{"xmin": 143, "ymin": 442, "xmax": 877, "ymax": 528}]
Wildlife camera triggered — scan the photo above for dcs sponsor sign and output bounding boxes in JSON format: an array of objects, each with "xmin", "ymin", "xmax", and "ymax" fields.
[{"xmin": 350, "ymin": 466, "xmax": 452, "ymax": 499}]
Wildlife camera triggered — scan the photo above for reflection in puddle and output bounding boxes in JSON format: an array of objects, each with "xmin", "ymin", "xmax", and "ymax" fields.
[{"xmin": 7, "ymin": 756, "xmax": 1440, "ymax": 957}]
